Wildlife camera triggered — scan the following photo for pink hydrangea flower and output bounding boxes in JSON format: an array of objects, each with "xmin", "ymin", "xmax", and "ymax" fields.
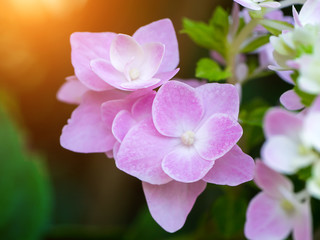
[
  {"xmin": 262, "ymin": 96, "xmax": 320, "ymax": 174},
  {"xmin": 115, "ymin": 80, "xmax": 255, "ymax": 232},
  {"xmin": 71, "ymin": 19, "xmax": 179, "ymax": 91},
  {"xmin": 245, "ymin": 161, "xmax": 312, "ymax": 240}
]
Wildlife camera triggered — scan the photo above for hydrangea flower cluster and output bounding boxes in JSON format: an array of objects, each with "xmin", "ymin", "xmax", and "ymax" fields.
[
  {"xmin": 235, "ymin": 0, "xmax": 320, "ymax": 239},
  {"xmin": 58, "ymin": 19, "xmax": 254, "ymax": 232},
  {"xmin": 57, "ymin": 0, "xmax": 320, "ymax": 237}
]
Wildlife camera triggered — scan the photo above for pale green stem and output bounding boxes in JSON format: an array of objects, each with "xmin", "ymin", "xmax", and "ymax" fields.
[{"xmin": 227, "ymin": 19, "xmax": 260, "ymax": 84}]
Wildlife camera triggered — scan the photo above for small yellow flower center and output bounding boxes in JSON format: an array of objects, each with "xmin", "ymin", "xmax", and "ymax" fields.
[
  {"xmin": 129, "ymin": 68, "xmax": 140, "ymax": 80},
  {"xmin": 298, "ymin": 145, "xmax": 309, "ymax": 155},
  {"xmin": 281, "ymin": 199, "xmax": 295, "ymax": 215},
  {"xmin": 181, "ymin": 131, "xmax": 195, "ymax": 146}
]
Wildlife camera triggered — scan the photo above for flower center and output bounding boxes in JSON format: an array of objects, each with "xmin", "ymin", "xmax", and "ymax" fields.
[
  {"xmin": 129, "ymin": 68, "xmax": 140, "ymax": 80},
  {"xmin": 181, "ymin": 131, "xmax": 195, "ymax": 146},
  {"xmin": 281, "ymin": 199, "xmax": 295, "ymax": 215}
]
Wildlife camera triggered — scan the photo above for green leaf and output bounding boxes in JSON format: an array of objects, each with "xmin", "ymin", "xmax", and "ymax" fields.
[
  {"xmin": 240, "ymin": 34, "xmax": 271, "ymax": 53},
  {"xmin": 209, "ymin": 6, "xmax": 229, "ymax": 38},
  {"xmin": 0, "ymin": 105, "xmax": 51, "ymax": 240},
  {"xmin": 297, "ymin": 166, "xmax": 312, "ymax": 181},
  {"xmin": 182, "ymin": 7, "xmax": 230, "ymax": 57},
  {"xmin": 239, "ymin": 99, "xmax": 270, "ymax": 153},
  {"xmin": 293, "ymin": 85, "xmax": 317, "ymax": 107},
  {"xmin": 259, "ymin": 19, "xmax": 294, "ymax": 36},
  {"xmin": 212, "ymin": 195, "xmax": 247, "ymax": 238},
  {"xmin": 196, "ymin": 58, "xmax": 231, "ymax": 82},
  {"xmin": 239, "ymin": 106, "xmax": 269, "ymax": 127},
  {"xmin": 182, "ymin": 18, "xmax": 218, "ymax": 50}
]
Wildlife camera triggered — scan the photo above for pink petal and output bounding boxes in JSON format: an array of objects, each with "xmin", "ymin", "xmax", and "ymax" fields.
[
  {"xmin": 293, "ymin": 200, "xmax": 313, "ymax": 240},
  {"xmin": 280, "ymin": 90, "xmax": 304, "ymax": 111},
  {"xmin": 133, "ymin": 19, "xmax": 179, "ymax": 73},
  {"xmin": 299, "ymin": 0, "xmax": 320, "ymax": 26},
  {"xmin": 150, "ymin": 68, "xmax": 179, "ymax": 89},
  {"xmin": 301, "ymin": 111, "xmax": 320, "ymax": 152},
  {"xmin": 120, "ymin": 78, "xmax": 161, "ymax": 90},
  {"xmin": 175, "ymin": 78, "xmax": 207, "ymax": 88},
  {"xmin": 142, "ymin": 180, "xmax": 206, "ymax": 233},
  {"xmin": 152, "ymin": 81, "xmax": 204, "ymax": 137},
  {"xmin": 203, "ymin": 145, "xmax": 254, "ymax": 186},
  {"xmin": 310, "ymin": 95, "xmax": 320, "ymax": 112},
  {"xmin": 195, "ymin": 114, "xmax": 242, "ymax": 161},
  {"xmin": 57, "ymin": 76, "xmax": 88, "ymax": 104},
  {"xmin": 245, "ymin": 192, "xmax": 293, "ymax": 240},
  {"xmin": 131, "ymin": 92, "xmax": 155, "ymax": 121},
  {"xmin": 259, "ymin": 2, "xmax": 281, "ymax": 8},
  {"xmin": 101, "ymin": 98, "xmax": 132, "ymax": 128},
  {"xmin": 162, "ymin": 146, "xmax": 214, "ymax": 183},
  {"xmin": 116, "ymin": 119, "xmax": 175, "ymax": 184},
  {"xmin": 106, "ymin": 150, "xmax": 113, "ymax": 159},
  {"xmin": 234, "ymin": 0, "xmax": 261, "ymax": 10},
  {"xmin": 210, "ymin": 51, "xmax": 226, "ymax": 65},
  {"xmin": 261, "ymin": 136, "xmax": 315, "ymax": 174},
  {"xmin": 112, "ymin": 141, "xmax": 121, "ymax": 160},
  {"xmin": 139, "ymin": 42, "xmax": 164, "ymax": 80},
  {"xmin": 276, "ymin": 70, "xmax": 294, "ymax": 84},
  {"xmin": 110, "ymin": 34, "xmax": 144, "ymax": 72},
  {"xmin": 70, "ymin": 32, "xmax": 116, "ymax": 91},
  {"xmin": 292, "ymin": 6, "xmax": 303, "ymax": 27},
  {"xmin": 254, "ymin": 160, "xmax": 293, "ymax": 198},
  {"xmin": 112, "ymin": 110, "xmax": 137, "ymax": 142},
  {"xmin": 90, "ymin": 59, "xmax": 128, "ymax": 90},
  {"xmin": 196, "ymin": 83, "xmax": 240, "ymax": 122},
  {"xmin": 263, "ymin": 108, "xmax": 303, "ymax": 138},
  {"xmin": 60, "ymin": 90, "xmax": 124, "ymax": 153}
]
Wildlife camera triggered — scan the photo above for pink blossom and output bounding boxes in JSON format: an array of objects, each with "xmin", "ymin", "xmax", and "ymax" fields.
[
  {"xmin": 57, "ymin": 75, "xmax": 89, "ymax": 104},
  {"xmin": 60, "ymin": 89, "xmax": 153, "ymax": 153},
  {"xmin": 261, "ymin": 100, "xmax": 320, "ymax": 174},
  {"xmin": 245, "ymin": 161, "xmax": 312, "ymax": 240},
  {"xmin": 116, "ymin": 80, "xmax": 255, "ymax": 232},
  {"xmin": 280, "ymin": 89, "xmax": 304, "ymax": 110},
  {"xmin": 293, "ymin": 0, "xmax": 320, "ymax": 27},
  {"xmin": 71, "ymin": 19, "xmax": 179, "ymax": 91},
  {"xmin": 60, "ymin": 89, "xmax": 127, "ymax": 153}
]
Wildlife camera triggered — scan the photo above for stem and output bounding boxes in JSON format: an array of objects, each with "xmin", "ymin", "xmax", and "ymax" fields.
[
  {"xmin": 231, "ymin": 19, "xmax": 260, "ymax": 55},
  {"xmin": 227, "ymin": 19, "xmax": 260, "ymax": 84}
]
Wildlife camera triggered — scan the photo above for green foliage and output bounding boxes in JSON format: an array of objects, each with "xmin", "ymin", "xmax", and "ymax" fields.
[
  {"xmin": 196, "ymin": 58, "xmax": 231, "ymax": 82},
  {"xmin": 293, "ymin": 86, "xmax": 317, "ymax": 107},
  {"xmin": 124, "ymin": 207, "xmax": 174, "ymax": 240},
  {"xmin": 259, "ymin": 19, "xmax": 294, "ymax": 36},
  {"xmin": 297, "ymin": 166, "xmax": 312, "ymax": 181},
  {"xmin": 212, "ymin": 194, "xmax": 247, "ymax": 239},
  {"xmin": 0, "ymin": 106, "xmax": 51, "ymax": 240},
  {"xmin": 240, "ymin": 34, "xmax": 271, "ymax": 53},
  {"xmin": 239, "ymin": 98, "xmax": 270, "ymax": 128},
  {"xmin": 239, "ymin": 99, "xmax": 270, "ymax": 155},
  {"xmin": 182, "ymin": 7, "xmax": 229, "ymax": 57}
]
